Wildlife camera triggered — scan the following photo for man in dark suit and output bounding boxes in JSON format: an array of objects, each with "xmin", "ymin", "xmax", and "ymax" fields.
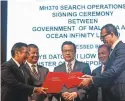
[
  {"xmin": 88, "ymin": 44, "xmax": 110, "ymax": 101},
  {"xmin": 79, "ymin": 24, "xmax": 125, "ymax": 101},
  {"xmin": 25, "ymin": 44, "xmax": 49, "ymax": 101},
  {"xmin": 54, "ymin": 41, "xmax": 91, "ymax": 101},
  {"xmin": 1, "ymin": 42, "xmax": 48, "ymax": 101}
]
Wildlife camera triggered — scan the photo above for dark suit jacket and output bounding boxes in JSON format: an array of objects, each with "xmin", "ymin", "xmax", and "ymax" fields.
[
  {"xmin": 93, "ymin": 41, "xmax": 125, "ymax": 101},
  {"xmin": 88, "ymin": 66, "xmax": 103, "ymax": 101},
  {"xmin": 1, "ymin": 59, "xmax": 34, "ymax": 101},
  {"xmin": 92, "ymin": 66, "xmax": 102, "ymax": 76},
  {"xmin": 25, "ymin": 63, "xmax": 49, "ymax": 101},
  {"xmin": 54, "ymin": 60, "xmax": 91, "ymax": 101}
]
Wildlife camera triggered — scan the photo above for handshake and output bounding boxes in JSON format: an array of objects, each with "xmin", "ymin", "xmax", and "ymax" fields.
[
  {"xmin": 34, "ymin": 87, "xmax": 48, "ymax": 94},
  {"xmin": 78, "ymin": 75, "xmax": 93, "ymax": 88}
]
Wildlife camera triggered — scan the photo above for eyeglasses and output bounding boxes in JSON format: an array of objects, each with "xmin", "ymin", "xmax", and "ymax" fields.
[
  {"xmin": 62, "ymin": 50, "xmax": 74, "ymax": 53},
  {"xmin": 100, "ymin": 33, "xmax": 110, "ymax": 40}
]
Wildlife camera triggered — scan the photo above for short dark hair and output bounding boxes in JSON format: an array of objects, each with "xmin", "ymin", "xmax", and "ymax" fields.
[
  {"xmin": 101, "ymin": 24, "xmax": 119, "ymax": 37},
  {"xmin": 28, "ymin": 44, "xmax": 39, "ymax": 51},
  {"xmin": 98, "ymin": 44, "xmax": 110, "ymax": 52},
  {"xmin": 11, "ymin": 42, "xmax": 27, "ymax": 57},
  {"xmin": 61, "ymin": 41, "xmax": 76, "ymax": 53}
]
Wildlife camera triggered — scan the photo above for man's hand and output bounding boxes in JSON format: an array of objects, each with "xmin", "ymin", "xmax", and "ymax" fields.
[
  {"xmin": 78, "ymin": 75, "xmax": 93, "ymax": 88},
  {"xmin": 62, "ymin": 92, "xmax": 77, "ymax": 101},
  {"xmin": 62, "ymin": 92, "xmax": 70, "ymax": 100},
  {"xmin": 67, "ymin": 92, "xmax": 78, "ymax": 101},
  {"xmin": 34, "ymin": 87, "xmax": 48, "ymax": 94}
]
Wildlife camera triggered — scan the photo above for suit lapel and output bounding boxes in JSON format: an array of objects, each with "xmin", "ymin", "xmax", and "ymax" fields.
[
  {"xmin": 105, "ymin": 41, "xmax": 122, "ymax": 70},
  {"xmin": 26, "ymin": 63, "xmax": 40, "ymax": 80},
  {"xmin": 61, "ymin": 63, "xmax": 67, "ymax": 72},
  {"xmin": 37, "ymin": 65, "xmax": 45, "ymax": 81},
  {"xmin": 10, "ymin": 59, "xmax": 25, "ymax": 82},
  {"xmin": 109, "ymin": 41, "xmax": 122, "ymax": 58},
  {"xmin": 99, "ymin": 66, "xmax": 102, "ymax": 73},
  {"xmin": 35, "ymin": 64, "xmax": 40, "ymax": 79},
  {"xmin": 25, "ymin": 63, "xmax": 32, "ymax": 73},
  {"xmin": 72, "ymin": 60, "xmax": 81, "ymax": 72}
]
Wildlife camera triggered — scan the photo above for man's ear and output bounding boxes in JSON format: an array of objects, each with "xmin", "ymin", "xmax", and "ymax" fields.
[
  {"xmin": 111, "ymin": 32, "xmax": 114, "ymax": 36},
  {"xmin": 15, "ymin": 50, "xmax": 20, "ymax": 57},
  {"xmin": 110, "ymin": 32, "xmax": 114, "ymax": 38},
  {"xmin": 15, "ymin": 51, "xmax": 18, "ymax": 56}
]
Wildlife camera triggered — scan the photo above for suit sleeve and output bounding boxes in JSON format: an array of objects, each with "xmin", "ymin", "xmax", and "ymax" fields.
[
  {"xmin": 93, "ymin": 47, "xmax": 125, "ymax": 86},
  {"xmin": 75, "ymin": 88, "xmax": 87, "ymax": 100},
  {"xmin": 1, "ymin": 64, "xmax": 34, "ymax": 94}
]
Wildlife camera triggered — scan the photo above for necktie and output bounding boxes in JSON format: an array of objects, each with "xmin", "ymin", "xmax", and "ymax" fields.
[
  {"xmin": 31, "ymin": 65, "xmax": 39, "ymax": 79},
  {"xmin": 19, "ymin": 66, "xmax": 24, "ymax": 75},
  {"xmin": 101, "ymin": 65, "xmax": 105, "ymax": 73},
  {"xmin": 67, "ymin": 62, "xmax": 72, "ymax": 73},
  {"xmin": 110, "ymin": 49, "xmax": 113, "ymax": 55},
  {"xmin": 110, "ymin": 48, "xmax": 113, "ymax": 52}
]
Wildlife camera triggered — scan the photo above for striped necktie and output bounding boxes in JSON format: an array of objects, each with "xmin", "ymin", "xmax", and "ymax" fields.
[
  {"xmin": 31, "ymin": 65, "xmax": 39, "ymax": 79},
  {"xmin": 67, "ymin": 62, "xmax": 72, "ymax": 73}
]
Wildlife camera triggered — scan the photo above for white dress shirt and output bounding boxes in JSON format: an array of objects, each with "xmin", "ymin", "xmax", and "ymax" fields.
[
  {"xmin": 26, "ymin": 62, "xmax": 38, "ymax": 73},
  {"xmin": 65, "ymin": 59, "xmax": 75, "ymax": 72}
]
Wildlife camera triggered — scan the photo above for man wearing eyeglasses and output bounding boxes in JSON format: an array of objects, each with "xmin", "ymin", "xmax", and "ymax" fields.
[
  {"xmin": 79, "ymin": 24, "xmax": 125, "ymax": 101},
  {"xmin": 53, "ymin": 41, "xmax": 91, "ymax": 101}
]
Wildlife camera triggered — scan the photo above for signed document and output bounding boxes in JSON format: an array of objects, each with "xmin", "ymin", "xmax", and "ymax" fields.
[{"xmin": 42, "ymin": 72, "xmax": 83, "ymax": 93}]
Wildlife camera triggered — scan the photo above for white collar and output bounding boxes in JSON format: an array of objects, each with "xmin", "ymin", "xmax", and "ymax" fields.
[
  {"xmin": 26, "ymin": 61, "xmax": 37, "ymax": 67},
  {"xmin": 111, "ymin": 39, "xmax": 120, "ymax": 50},
  {"xmin": 26, "ymin": 61, "xmax": 38, "ymax": 72},
  {"xmin": 65, "ymin": 59, "xmax": 76, "ymax": 72},
  {"xmin": 65, "ymin": 59, "xmax": 75, "ymax": 66},
  {"xmin": 12, "ymin": 58, "xmax": 20, "ymax": 67}
]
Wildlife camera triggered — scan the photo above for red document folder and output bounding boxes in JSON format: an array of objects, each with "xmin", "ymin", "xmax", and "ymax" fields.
[
  {"xmin": 42, "ymin": 72, "xmax": 83, "ymax": 93},
  {"xmin": 42, "ymin": 72, "xmax": 67, "ymax": 93},
  {"xmin": 65, "ymin": 72, "xmax": 83, "ymax": 88}
]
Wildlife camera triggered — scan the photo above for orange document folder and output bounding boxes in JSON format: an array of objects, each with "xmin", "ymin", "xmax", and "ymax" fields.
[{"xmin": 42, "ymin": 72, "xmax": 83, "ymax": 93}]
